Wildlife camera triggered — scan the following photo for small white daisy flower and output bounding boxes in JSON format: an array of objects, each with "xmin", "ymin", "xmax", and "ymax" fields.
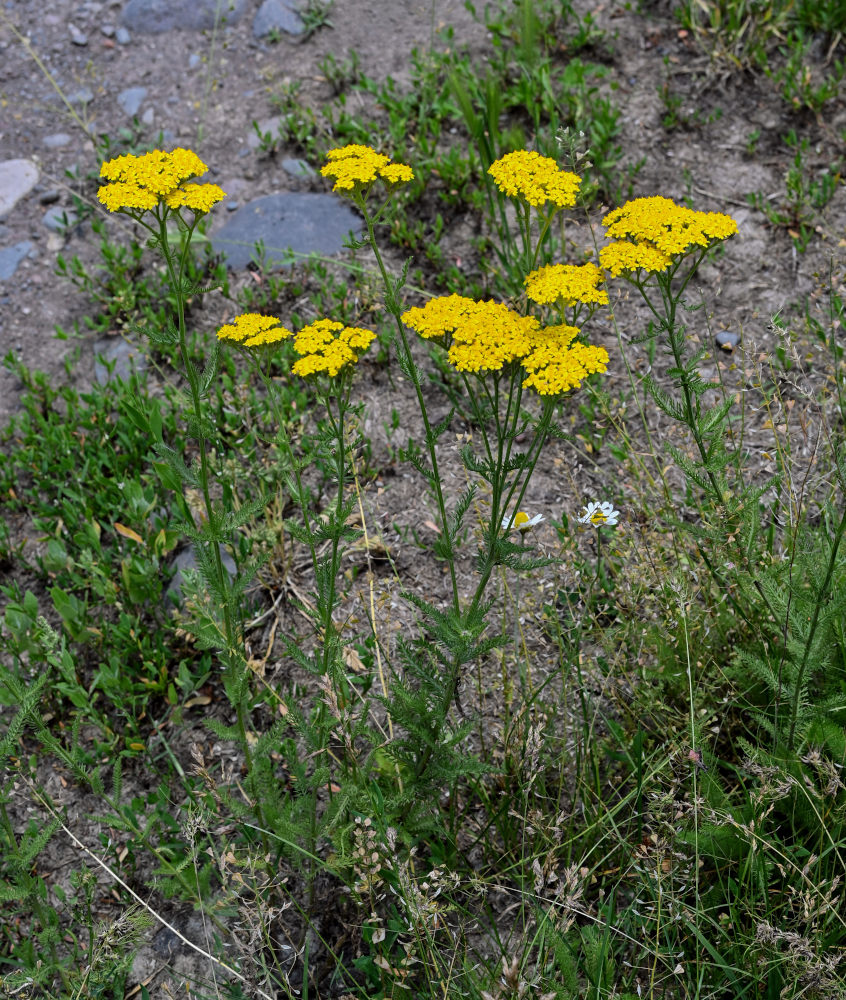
[
  {"xmin": 577, "ymin": 501, "xmax": 620, "ymax": 527},
  {"xmin": 501, "ymin": 510, "xmax": 545, "ymax": 533}
]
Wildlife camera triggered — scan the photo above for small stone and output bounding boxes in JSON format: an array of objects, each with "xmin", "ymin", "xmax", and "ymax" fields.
[
  {"xmin": 141, "ymin": 107, "xmax": 154, "ymax": 125},
  {"xmin": 118, "ymin": 86, "xmax": 147, "ymax": 116},
  {"xmin": 115, "ymin": 26, "xmax": 131, "ymax": 44},
  {"xmin": 69, "ymin": 23, "xmax": 88, "ymax": 45},
  {"xmin": 188, "ymin": 52, "xmax": 201, "ymax": 69},
  {"xmin": 42, "ymin": 206, "xmax": 79, "ymax": 233},
  {"xmin": 43, "ymin": 132, "xmax": 72, "ymax": 149},
  {"xmin": 166, "ymin": 544, "xmax": 236, "ymax": 606},
  {"xmin": 122, "ymin": 0, "xmax": 246, "ymax": 33},
  {"xmin": 211, "ymin": 192, "xmax": 361, "ymax": 269},
  {"xmin": 247, "ymin": 116, "xmax": 283, "ymax": 149},
  {"xmin": 0, "ymin": 241, "xmax": 34, "ymax": 281},
  {"xmin": 69, "ymin": 87, "xmax": 94, "ymax": 105},
  {"xmin": 94, "ymin": 335, "xmax": 147, "ymax": 385},
  {"xmin": 101, "ymin": 23, "xmax": 116, "ymax": 36},
  {"xmin": 38, "ymin": 189, "xmax": 61, "ymax": 204},
  {"xmin": 252, "ymin": 0, "xmax": 304, "ymax": 38},
  {"xmin": 0, "ymin": 159, "xmax": 39, "ymax": 218},
  {"xmin": 282, "ymin": 157, "xmax": 315, "ymax": 178},
  {"xmin": 226, "ymin": 200, "xmax": 240, "ymax": 211},
  {"xmin": 715, "ymin": 330, "xmax": 739, "ymax": 353}
]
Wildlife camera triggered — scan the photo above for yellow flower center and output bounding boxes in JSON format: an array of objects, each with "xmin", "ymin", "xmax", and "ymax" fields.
[{"xmin": 514, "ymin": 511, "xmax": 530, "ymax": 528}]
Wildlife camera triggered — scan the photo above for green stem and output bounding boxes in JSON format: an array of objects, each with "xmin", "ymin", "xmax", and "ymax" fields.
[
  {"xmin": 788, "ymin": 502, "xmax": 846, "ymax": 750},
  {"xmin": 358, "ymin": 194, "xmax": 461, "ymax": 615}
]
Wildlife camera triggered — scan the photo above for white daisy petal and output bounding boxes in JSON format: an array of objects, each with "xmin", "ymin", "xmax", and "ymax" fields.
[
  {"xmin": 502, "ymin": 510, "xmax": 545, "ymax": 533},
  {"xmin": 577, "ymin": 500, "xmax": 620, "ymax": 527}
]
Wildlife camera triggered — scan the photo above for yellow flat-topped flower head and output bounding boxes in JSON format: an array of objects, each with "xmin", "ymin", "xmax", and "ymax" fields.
[
  {"xmin": 321, "ymin": 144, "xmax": 415, "ymax": 193},
  {"xmin": 524, "ymin": 263, "xmax": 609, "ymax": 308},
  {"xmin": 291, "ymin": 319, "xmax": 376, "ymax": 378},
  {"xmin": 401, "ymin": 294, "xmax": 481, "ymax": 341},
  {"xmin": 217, "ymin": 313, "xmax": 292, "ymax": 347},
  {"xmin": 98, "ymin": 147, "xmax": 225, "ymax": 215},
  {"xmin": 402, "ymin": 295, "xmax": 539, "ymax": 375},
  {"xmin": 598, "ymin": 241, "xmax": 673, "ymax": 277},
  {"xmin": 520, "ymin": 324, "xmax": 610, "ymax": 397},
  {"xmin": 599, "ymin": 196, "xmax": 737, "ymax": 275},
  {"xmin": 488, "ymin": 150, "xmax": 581, "ymax": 210}
]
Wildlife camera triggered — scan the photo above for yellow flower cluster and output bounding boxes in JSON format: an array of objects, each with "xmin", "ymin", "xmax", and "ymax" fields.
[
  {"xmin": 320, "ymin": 144, "xmax": 414, "ymax": 192},
  {"xmin": 402, "ymin": 296, "xmax": 609, "ymax": 394},
  {"xmin": 98, "ymin": 148, "xmax": 225, "ymax": 215},
  {"xmin": 488, "ymin": 150, "xmax": 581, "ymax": 209},
  {"xmin": 402, "ymin": 295, "xmax": 539, "ymax": 374},
  {"xmin": 291, "ymin": 319, "xmax": 376, "ymax": 377},
  {"xmin": 217, "ymin": 313, "xmax": 292, "ymax": 348},
  {"xmin": 524, "ymin": 263, "xmax": 609, "ymax": 307},
  {"xmin": 598, "ymin": 242, "xmax": 672, "ymax": 276},
  {"xmin": 521, "ymin": 325, "xmax": 610, "ymax": 396},
  {"xmin": 599, "ymin": 196, "xmax": 738, "ymax": 275}
]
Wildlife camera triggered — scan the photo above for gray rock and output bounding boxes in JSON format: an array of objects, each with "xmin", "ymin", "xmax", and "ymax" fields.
[
  {"xmin": 43, "ymin": 132, "xmax": 72, "ymax": 148},
  {"xmin": 141, "ymin": 107, "xmax": 154, "ymax": 125},
  {"xmin": 211, "ymin": 192, "xmax": 361, "ymax": 270},
  {"xmin": 282, "ymin": 157, "xmax": 315, "ymax": 178},
  {"xmin": 115, "ymin": 26, "xmax": 131, "ymax": 44},
  {"xmin": 253, "ymin": 0, "xmax": 304, "ymax": 37},
  {"xmin": 69, "ymin": 87, "xmax": 94, "ymax": 105},
  {"xmin": 247, "ymin": 116, "xmax": 283, "ymax": 149},
  {"xmin": 69, "ymin": 23, "xmax": 88, "ymax": 45},
  {"xmin": 166, "ymin": 544, "xmax": 237, "ymax": 606},
  {"xmin": 42, "ymin": 206, "xmax": 79, "ymax": 233},
  {"xmin": 122, "ymin": 0, "xmax": 246, "ymax": 33},
  {"xmin": 0, "ymin": 159, "xmax": 39, "ymax": 218},
  {"xmin": 188, "ymin": 52, "xmax": 201, "ymax": 69},
  {"xmin": 0, "ymin": 241, "xmax": 33, "ymax": 281},
  {"xmin": 101, "ymin": 23, "xmax": 116, "ymax": 37},
  {"xmin": 118, "ymin": 86, "xmax": 147, "ymax": 116},
  {"xmin": 38, "ymin": 188, "xmax": 61, "ymax": 204},
  {"xmin": 715, "ymin": 330, "xmax": 739, "ymax": 353},
  {"xmin": 94, "ymin": 335, "xmax": 147, "ymax": 384}
]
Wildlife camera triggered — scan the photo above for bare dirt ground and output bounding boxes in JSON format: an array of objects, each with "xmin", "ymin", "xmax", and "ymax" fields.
[{"xmin": 1, "ymin": 0, "xmax": 845, "ymax": 996}]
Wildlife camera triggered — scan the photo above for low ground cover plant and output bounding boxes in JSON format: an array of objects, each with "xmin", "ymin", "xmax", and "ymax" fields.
[{"xmin": 2, "ymin": 4, "xmax": 846, "ymax": 998}]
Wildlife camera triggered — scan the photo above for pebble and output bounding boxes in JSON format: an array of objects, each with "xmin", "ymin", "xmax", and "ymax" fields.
[
  {"xmin": 101, "ymin": 23, "xmax": 116, "ymax": 37},
  {"xmin": 93, "ymin": 335, "xmax": 147, "ymax": 385},
  {"xmin": 42, "ymin": 206, "xmax": 79, "ymax": 233},
  {"xmin": 188, "ymin": 53, "xmax": 201, "ymax": 69},
  {"xmin": 69, "ymin": 24, "xmax": 88, "ymax": 45},
  {"xmin": 69, "ymin": 87, "xmax": 94, "ymax": 105},
  {"xmin": 166, "ymin": 544, "xmax": 236, "ymax": 606},
  {"xmin": 211, "ymin": 192, "xmax": 361, "ymax": 270},
  {"xmin": 0, "ymin": 242, "xmax": 34, "ymax": 281},
  {"xmin": 115, "ymin": 26, "xmax": 131, "ymax": 44},
  {"xmin": 141, "ymin": 107, "xmax": 154, "ymax": 125},
  {"xmin": 38, "ymin": 189, "xmax": 61, "ymax": 204},
  {"xmin": 43, "ymin": 132, "xmax": 72, "ymax": 148},
  {"xmin": 118, "ymin": 86, "xmax": 147, "ymax": 116},
  {"xmin": 282, "ymin": 157, "xmax": 315, "ymax": 178},
  {"xmin": 715, "ymin": 330, "xmax": 739, "ymax": 353},
  {"xmin": 122, "ymin": 0, "xmax": 246, "ymax": 33},
  {"xmin": 247, "ymin": 116, "xmax": 283, "ymax": 148},
  {"xmin": 0, "ymin": 159, "xmax": 40, "ymax": 218},
  {"xmin": 253, "ymin": 0, "xmax": 304, "ymax": 38}
]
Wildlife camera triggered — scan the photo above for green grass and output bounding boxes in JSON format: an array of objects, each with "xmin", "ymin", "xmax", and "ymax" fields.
[{"xmin": 1, "ymin": 1, "xmax": 846, "ymax": 998}]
